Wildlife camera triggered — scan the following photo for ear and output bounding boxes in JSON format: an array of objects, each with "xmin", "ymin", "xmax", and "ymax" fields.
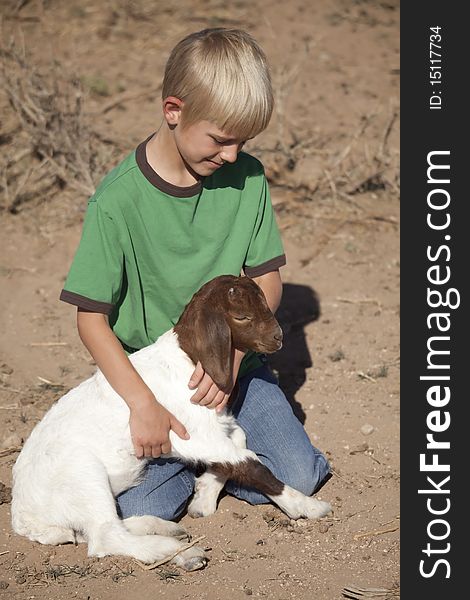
[
  {"xmin": 194, "ymin": 308, "xmax": 233, "ymax": 392},
  {"xmin": 162, "ymin": 96, "xmax": 184, "ymax": 126}
]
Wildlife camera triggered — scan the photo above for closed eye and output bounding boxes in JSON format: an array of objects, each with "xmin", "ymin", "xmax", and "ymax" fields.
[
  {"xmin": 210, "ymin": 136, "xmax": 247, "ymax": 147},
  {"xmin": 233, "ymin": 315, "xmax": 252, "ymax": 321}
]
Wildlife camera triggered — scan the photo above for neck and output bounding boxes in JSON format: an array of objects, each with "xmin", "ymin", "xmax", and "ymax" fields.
[{"xmin": 147, "ymin": 124, "xmax": 201, "ymax": 187}]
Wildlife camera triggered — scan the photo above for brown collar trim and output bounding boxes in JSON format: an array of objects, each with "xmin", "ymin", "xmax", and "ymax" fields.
[{"xmin": 135, "ymin": 134, "xmax": 203, "ymax": 198}]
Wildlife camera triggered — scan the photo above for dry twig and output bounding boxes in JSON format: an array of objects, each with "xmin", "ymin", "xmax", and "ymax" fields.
[
  {"xmin": 0, "ymin": 447, "xmax": 22, "ymax": 457},
  {"xmin": 343, "ymin": 584, "xmax": 400, "ymax": 599},
  {"xmin": 29, "ymin": 342, "xmax": 68, "ymax": 347},
  {"xmin": 134, "ymin": 535, "xmax": 206, "ymax": 570},
  {"xmin": 92, "ymin": 84, "xmax": 162, "ymax": 115},
  {"xmin": 353, "ymin": 524, "xmax": 399, "ymax": 541}
]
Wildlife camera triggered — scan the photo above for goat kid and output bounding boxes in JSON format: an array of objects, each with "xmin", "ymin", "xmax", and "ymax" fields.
[{"xmin": 12, "ymin": 275, "xmax": 331, "ymax": 571}]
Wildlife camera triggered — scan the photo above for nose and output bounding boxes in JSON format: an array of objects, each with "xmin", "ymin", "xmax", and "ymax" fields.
[
  {"xmin": 220, "ymin": 144, "xmax": 239, "ymax": 164},
  {"xmin": 274, "ymin": 326, "xmax": 283, "ymax": 342}
]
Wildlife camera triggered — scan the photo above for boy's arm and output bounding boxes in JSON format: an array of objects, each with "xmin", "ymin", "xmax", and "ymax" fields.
[
  {"xmin": 188, "ymin": 269, "xmax": 283, "ymax": 411},
  {"xmin": 77, "ymin": 310, "xmax": 189, "ymax": 458},
  {"xmin": 251, "ymin": 269, "xmax": 283, "ymax": 314}
]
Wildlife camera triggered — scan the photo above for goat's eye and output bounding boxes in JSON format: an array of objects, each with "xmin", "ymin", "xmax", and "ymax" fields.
[{"xmin": 233, "ymin": 315, "xmax": 251, "ymax": 322}]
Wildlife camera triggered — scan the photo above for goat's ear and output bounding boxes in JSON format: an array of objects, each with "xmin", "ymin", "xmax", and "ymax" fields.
[{"xmin": 195, "ymin": 308, "xmax": 232, "ymax": 392}]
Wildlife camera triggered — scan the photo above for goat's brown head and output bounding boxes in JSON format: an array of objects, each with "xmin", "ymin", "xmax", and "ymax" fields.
[{"xmin": 174, "ymin": 275, "xmax": 283, "ymax": 391}]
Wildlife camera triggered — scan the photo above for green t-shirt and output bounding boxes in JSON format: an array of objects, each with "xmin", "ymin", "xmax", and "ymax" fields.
[{"xmin": 60, "ymin": 136, "xmax": 286, "ymax": 377}]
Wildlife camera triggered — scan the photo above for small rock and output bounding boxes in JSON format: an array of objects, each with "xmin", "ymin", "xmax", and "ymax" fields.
[
  {"xmin": 328, "ymin": 350, "xmax": 345, "ymax": 362},
  {"xmin": 244, "ymin": 588, "xmax": 253, "ymax": 595},
  {"xmin": 20, "ymin": 396, "xmax": 36, "ymax": 406},
  {"xmin": 360, "ymin": 423, "xmax": 375, "ymax": 436},
  {"xmin": 318, "ymin": 522, "xmax": 330, "ymax": 534},
  {"xmin": 232, "ymin": 512, "xmax": 247, "ymax": 521},
  {"xmin": 349, "ymin": 442, "xmax": 369, "ymax": 454},
  {"xmin": 0, "ymin": 580, "xmax": 9, "ymax": 589},
  {"xmin": 0, "ymin": 482, "xmax": 12, "ymax": 505},
  {"xmin": 0, "ymin": 364, "xmax": 13, "ymax": 375}
]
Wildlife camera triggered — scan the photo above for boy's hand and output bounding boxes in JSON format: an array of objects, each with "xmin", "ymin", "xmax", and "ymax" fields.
[
  {"xmin": 188, "ymin": 350, "xmax": 245, "ymax": 412},
  {"xmin": 188, "ymin": 361, "xmax": 232, "ymax": 411},
  {"xmin": 129, "ymin": 396, "xmax": 189, "ymax": 459}
]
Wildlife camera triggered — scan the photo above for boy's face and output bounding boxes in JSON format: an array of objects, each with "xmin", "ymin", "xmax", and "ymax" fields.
[{"xmin": 174, "ymin": 120, "xmax": 248, "ymax": 177}]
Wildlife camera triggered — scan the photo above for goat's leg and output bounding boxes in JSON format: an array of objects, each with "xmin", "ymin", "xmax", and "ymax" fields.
[
  {"xmin": 90, "ymin": 520, "xmax": 206, "ymax": 569},
  {"xmin": 210, "ymin": 450, "xmax": 331, "ymax": 520},
  {"xmin": 43, "ymin": 453, "xmax": 207, "ymax": 569},
  {"xmin": 123, "ymin": 515, "xmax": 189, "ymax": 540},
  {"xmin": 187, "ymin": 469, "xmax": 227, "ymax": 518},
  {"xmin": 188, "ymin": 424, "xmax": 247, "ymax": 519},
  {"xmin": 25, "ymin": 525, "xmax": 77, "ymax": 545},
  {"xmin": 84, "ymin": 492, "xmax": 206, "ymax": 568}
]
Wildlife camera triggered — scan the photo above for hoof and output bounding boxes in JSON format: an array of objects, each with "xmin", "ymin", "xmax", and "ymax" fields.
[
  {"xmin": 188, "ymin": 510, "xmax": 204, "ymax": 519},
  {"xmin": 316, "ymin": 500, "xmax": 332, "ymax": 518},
  {"xmin": 171, "ymin": 526, "xmax": 191, "ymax": 541},
  {"xmin": 181, "ymin": 556, "xmax": 208, "ymax": 571},
  {"xmin": 172, "ymin": 545, "xmax": 208, "ymax": 571},
  {"xmin": 187, "ymin": 493, "xmax": 217, "ymax": 519},
  {"xmin": 187, "ymin": 502, "xmax": 216, "ymax": 519}
]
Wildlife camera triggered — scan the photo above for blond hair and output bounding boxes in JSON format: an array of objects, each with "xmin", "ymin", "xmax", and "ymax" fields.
[{"xmin": 162, "ymin": 28, "xmax": 273, "ymax": 139}]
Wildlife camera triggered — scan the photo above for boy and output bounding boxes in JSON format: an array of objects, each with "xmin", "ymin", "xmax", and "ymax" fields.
[{"xmin": 60, "ymin": 28, "xmax": 330, "ymax": 520}]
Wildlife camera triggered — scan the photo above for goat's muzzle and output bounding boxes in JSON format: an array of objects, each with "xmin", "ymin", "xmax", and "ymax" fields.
[{"xmin": 255, "ymin": 323, "xmax": 283, "ymax": 353}]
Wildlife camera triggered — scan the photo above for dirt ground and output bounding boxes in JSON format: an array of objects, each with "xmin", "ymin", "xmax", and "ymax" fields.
[{"xmin": 0, "ymin": 1, "xmax": 400, "ymax": 599}]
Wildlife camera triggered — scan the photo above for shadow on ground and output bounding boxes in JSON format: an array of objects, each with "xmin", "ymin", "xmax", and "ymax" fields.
[{"xmin": 268, "ymin": 283, "xmax": 321, "ymax": 424}]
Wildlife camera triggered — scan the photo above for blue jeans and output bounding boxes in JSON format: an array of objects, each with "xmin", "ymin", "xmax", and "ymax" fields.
[{"xmin": 116, "ymin": 364, "xmax": 330, "ymax": 520}]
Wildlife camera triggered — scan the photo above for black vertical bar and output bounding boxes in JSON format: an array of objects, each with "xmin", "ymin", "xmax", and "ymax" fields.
[{"xmin": 401, "ymin": 3, "xmax": 466, "ymax": 597}]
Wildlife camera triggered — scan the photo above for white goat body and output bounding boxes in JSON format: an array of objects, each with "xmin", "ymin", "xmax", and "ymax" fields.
[
  {"xmin": 12, "ymin": 331, "xmax": 248, "ymax": 568},
  {"xmin": 12, "ymin": 281, "xmax": 331, "ymax": 570}
]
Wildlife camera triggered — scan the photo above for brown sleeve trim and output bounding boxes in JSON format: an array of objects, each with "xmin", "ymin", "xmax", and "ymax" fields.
[
  {"xmin": 244, "ymin": 254, "xmax": 287, "ymax": 278},
  {"xmin": 59, "ymin": 290, "xmax": 114, "ymax": 315}
]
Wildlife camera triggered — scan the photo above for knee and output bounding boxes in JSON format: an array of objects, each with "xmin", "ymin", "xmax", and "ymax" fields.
[
  {"xmin": 117, "ymin": 470, "xmax": 195, "ymax": 521},
  {"xmin": 271, "ymin": 449, "xmax": 331, "ymax": 497},
  {"xmin": 151, "ymin": 494, "xmax": 190, "ymax": 521},
  {"xmin": 142, "ymin": 470, "xmax": 195, "ymax": 521}
]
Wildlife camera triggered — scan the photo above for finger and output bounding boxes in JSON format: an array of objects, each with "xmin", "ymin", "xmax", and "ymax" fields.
[
  {"xmin": 171, "ymin": 416, "xmax": 190, "ymax": 440},
  {"xmin": 215, "ymin": 394, "xmax": 230, "ymax": 413},
  {"xmin": 143, "ymin": 445, "xmax": 153, "ymax": 458},
  {"xmin": 190, "ymin": 377, "xmax": 214, "ymax": 403},
  {"xmin": 206, "ymin": 391, "xmax": 228, "ymax": 410},
  {"xmin": 196, "ymin": 384, "xmax": 220, "ymax": 406},
  {"xmin": 160, "ymin": 442, "xmax": 171, "ymax": 455},
  {"xmin": 151, "ymin": 446, "xmax": 162, "ymax": 458},
  {"xmin": 134, "ymin": 443, "xmax": 144, "ymax": 459},
  {"xmin": 188, "ymin": 361, "xmax": 204, "ymax": 389}
]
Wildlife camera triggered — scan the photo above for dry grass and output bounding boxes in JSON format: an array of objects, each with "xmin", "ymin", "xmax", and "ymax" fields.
[
  {"xmin": 0, "ymin": 41, "xmax": 119, "ymax": 213},
  {"xmin": 0, "ymin": 31, "xmax": 399, "ymax": 219},
  {"xmin": 252, "ymin": 102, "xmax": 399, "ymax": 218}
]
